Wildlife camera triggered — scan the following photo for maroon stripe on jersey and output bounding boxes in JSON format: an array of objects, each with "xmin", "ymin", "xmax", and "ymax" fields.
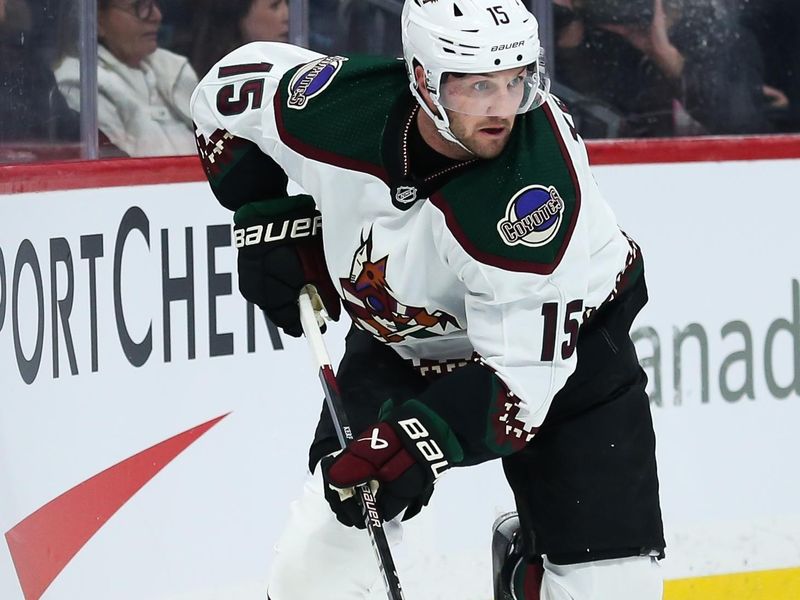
[
  {"xmin": 540, "ymin": 101, "xmax": 582, "ymax": 270},
  {"xmin": 272, "ymin": 92, "xmax": 390, "ymax": 183},
  {"xmin": 428, "ymin": 192, "xmax": 556, "ymax": 274},
  {"xmin": 429, "ymin": 106, "xmax": 581, "ymax": 275},
  {"xmin": 218, "ymin": 62, "xmax": 273, "ymax": 78}
]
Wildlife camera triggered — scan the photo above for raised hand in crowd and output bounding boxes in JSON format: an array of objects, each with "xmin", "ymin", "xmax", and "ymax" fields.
[
  {"xmin": 553, "ymin": 0, "xmax": 779, "ymax": 136},
  {"xmin": 596, "ymin": 0, "xmax": 684, "ymax": 81}
]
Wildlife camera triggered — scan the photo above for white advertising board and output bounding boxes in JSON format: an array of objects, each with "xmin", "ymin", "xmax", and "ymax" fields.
[
  {"xmin": 0, "ymin": 183, "xmax": 511, "ymax": 600},
  {"xmin": 0, "ymin": 159, "xmax": 798, "ymax": 599},
  {"xmin": 598, "ymin": 159, "xmax": 800, "ymax": 579}
]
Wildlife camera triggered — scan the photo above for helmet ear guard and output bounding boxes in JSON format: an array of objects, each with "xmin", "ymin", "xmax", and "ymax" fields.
[
  {"xmin": 401, "ymin": 0, "xmax": 550, "ymax": 148},
  {"xmin": 408, "ymin": 59, "xmax": 461, "ymax": 146}
]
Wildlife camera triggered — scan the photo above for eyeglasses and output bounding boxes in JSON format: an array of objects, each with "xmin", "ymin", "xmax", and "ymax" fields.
[{"xmin": 110, "ymin": 0, "xmax": 159, "ymax": 21}]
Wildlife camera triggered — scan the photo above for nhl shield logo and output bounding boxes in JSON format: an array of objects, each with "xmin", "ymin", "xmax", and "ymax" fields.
[
  {"xmin": 395, "ymin": 186, "xmax": 417, "ymax": 204},
  {"xmin": 287, "ymin": 56, "xmax": 348, "ymax": 110},
  {"xmin": 497, "ymin": 185, "xmax": 565, "ymax": 247}
]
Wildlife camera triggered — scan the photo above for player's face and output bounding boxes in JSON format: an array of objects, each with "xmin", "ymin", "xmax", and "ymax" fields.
[
  {"xmin": 440, "ymin": 67, "xmax": 525, "ymax": 159},
  {"xmin": 241, "ymin": 0, "xmax": 289, "ymax": 43},
  {"xmin": 445, "ymin": 108, "xmax": 516, "ymax": 160},
  {"xmin": 99, "ymin": 0, "xmax": 162, "ymax": 68}
]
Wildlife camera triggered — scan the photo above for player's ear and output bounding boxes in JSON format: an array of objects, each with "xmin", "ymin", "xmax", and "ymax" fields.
[{"xmin": 413, "ymin": 65, "xmax": 427, "ymax": 92}]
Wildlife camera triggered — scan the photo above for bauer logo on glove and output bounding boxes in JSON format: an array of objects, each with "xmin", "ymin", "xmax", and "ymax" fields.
[
  {"xmin": 232, "ymin": 195, "xmax": 340, "ymax": 337},
  {"xmin": 396, "ymin": 417, "xmax": 449, "ymax": 479},
  {"xmin": 321, "ymin": 400, "xmax": 464, "ymax": 528},
  {"xmin": 233, "ymin": 213, "xmax": 322, "ymax": 248}
]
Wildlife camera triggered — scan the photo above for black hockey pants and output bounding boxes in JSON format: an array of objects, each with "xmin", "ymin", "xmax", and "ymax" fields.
[{"xmin": 308, "ymin": 273, "xmax": 665, "ymax": 563}]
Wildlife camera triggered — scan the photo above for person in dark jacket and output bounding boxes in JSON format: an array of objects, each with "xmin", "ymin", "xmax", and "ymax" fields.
[
  {"xmin": 736, "ymin": 0, "xmax": 800, "ymax": 132},
  {"xmin": 553, "ymin": 0, "xmax": 776, "ymax": 137},
  {"xmin": 0, "ymin": 0, "xmax": 79, "ymax": 162}
]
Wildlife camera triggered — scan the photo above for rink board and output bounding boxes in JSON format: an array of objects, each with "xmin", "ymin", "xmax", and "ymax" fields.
[{"xmin": 1, "ymin": 157, "xmax": 799, "ymax": 599}]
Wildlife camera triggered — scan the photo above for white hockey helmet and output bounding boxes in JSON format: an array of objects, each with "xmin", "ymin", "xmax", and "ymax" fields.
[{"xmin": 402, "ymin": 0, "xmax": 550, "ymax": 146}]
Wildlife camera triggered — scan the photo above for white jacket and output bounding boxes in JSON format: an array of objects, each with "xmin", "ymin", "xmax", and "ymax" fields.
[{"xmin": 56, "ymin": 46, "xmax": 198, "ymax": 157}]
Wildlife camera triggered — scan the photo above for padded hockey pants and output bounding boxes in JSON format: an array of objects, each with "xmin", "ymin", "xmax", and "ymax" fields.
[
  {"xmin": 266, "ymin": 471, "xmax": 662, "ymax": 600},
  {"xmin": 267, "ymin": 469, "xmax": 388, "ymax": 600}
]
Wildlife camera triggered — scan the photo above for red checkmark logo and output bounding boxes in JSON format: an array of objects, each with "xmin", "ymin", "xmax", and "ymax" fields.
[{"xmin": 4, "ymin": 413, "xmax": 229, "ymax": 600}]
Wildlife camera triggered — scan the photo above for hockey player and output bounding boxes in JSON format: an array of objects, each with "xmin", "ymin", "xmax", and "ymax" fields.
[{"xmin": 191, "ymin": 0, "xmax": 665, "ymax": 598}]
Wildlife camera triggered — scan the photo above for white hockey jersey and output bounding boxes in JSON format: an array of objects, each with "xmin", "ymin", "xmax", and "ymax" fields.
[{"xmin": 191, "ymin": 42, "xmax": 637, "ymax": 434}]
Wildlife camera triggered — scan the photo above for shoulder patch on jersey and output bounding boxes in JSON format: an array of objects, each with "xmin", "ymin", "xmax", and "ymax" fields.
[
  {"xmin": 496, "ymin": 185, "xmax": 565, "ymax": 248},
  {"xmin": 274, "ymin": 56, "xmax": 406, "ymax": 181},
  {"xmin": 287, "ymin": 56, "xmax": 348, "ymax": 110},
  {"xmin": 430, "ymin": 103, "xmax": 582, "ymax": 275}
]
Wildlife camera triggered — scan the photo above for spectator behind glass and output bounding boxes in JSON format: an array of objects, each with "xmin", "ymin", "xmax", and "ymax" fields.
[
  {"xmin": 336, "ymin": 0, "xmax": 402, "ymax": 57},
  {"xmin": 737, "ymin": 0, "xmax": 799, "ymax": 132},
  {"xmin": 54, "ymin": 0, "xmax": 198, "ymax": 157},
  {"xmin": 553, "ymin": 0, "xmax": 776, "ymax": 137},
  {"xmin": 190, "ymin": 0, "xmax": 288, "ymax": 79},
  {"xmin": 0, "ymin": 0, "xmax": 79, "ymax": 162}
]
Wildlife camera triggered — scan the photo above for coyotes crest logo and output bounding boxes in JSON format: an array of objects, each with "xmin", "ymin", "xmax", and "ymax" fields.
[{"xmin": 340, "ymin": 230, "xmax": 459, "ymax": 343}]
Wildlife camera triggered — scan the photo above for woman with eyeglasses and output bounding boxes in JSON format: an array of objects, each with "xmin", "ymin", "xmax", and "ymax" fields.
[{"xmin": 55, "ymin": 0, "xmax": 198, "ymax": 157}]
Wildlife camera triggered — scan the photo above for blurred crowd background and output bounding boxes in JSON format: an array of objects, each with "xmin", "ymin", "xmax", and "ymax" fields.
[{"xmin": 1, "ymin": 0, "xmax": 798, "ymax": 163}]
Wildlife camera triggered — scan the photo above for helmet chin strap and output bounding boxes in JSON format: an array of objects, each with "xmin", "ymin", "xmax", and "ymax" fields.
[
  {"xmin": 431, "ymin": 108, "xmax": 475, "ymax": 155},
  {"xmin": 409, "ymin": 83, "xmax": 474, "ymax": 156}
]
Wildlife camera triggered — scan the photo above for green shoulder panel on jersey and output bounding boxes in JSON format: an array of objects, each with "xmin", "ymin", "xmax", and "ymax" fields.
[
  {"xmin": 273, "ymin": 54, "xmax": 407, "ymax": 182},
  {"xmin": 430, "ymin": 103, "xmax": 581, "ymax": 275}
]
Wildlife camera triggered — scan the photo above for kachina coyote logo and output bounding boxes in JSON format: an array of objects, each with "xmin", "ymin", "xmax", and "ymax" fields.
[
  {"xmin": 340, "ymin": 230, "xmax": 460, "ymax": 343},
  {"xmin": 497, "ymin": 185, "xmax": 565, "ymax": 247},
  {"xmin": 287, "ymin": 56, "xmax": 348, "ymax": 109}
]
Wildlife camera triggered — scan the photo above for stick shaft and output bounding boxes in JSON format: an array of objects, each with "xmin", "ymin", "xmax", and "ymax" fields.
[{"xmin": 298, "ymin": 290, "xmax": 405, "ymax": 600}]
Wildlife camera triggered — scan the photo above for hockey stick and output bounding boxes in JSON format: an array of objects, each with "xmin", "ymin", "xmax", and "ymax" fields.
[{"xmin": 298, "ymin": 286, "xmax": 406, "ymax": 600}]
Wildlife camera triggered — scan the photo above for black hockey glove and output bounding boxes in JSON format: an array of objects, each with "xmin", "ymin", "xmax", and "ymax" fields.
[
  {"xmin": 321, "ymin": 400, "xmax": 464, "ymax": 528},
  {"xmin": 233, "ymin": 195, "xmax": 340, "ymax": 337}
]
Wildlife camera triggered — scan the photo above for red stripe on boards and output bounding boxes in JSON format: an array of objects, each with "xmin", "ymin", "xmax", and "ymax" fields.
[
  {"xmin": 1, "ymin": 135, "xmax": 800, "ymax": 195},
  {"xmin": 0, "ymin": 156, "xmax": 204, "ymax": 195}
]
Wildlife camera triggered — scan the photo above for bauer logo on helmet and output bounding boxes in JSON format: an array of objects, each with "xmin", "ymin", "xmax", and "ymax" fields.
[{"xmin": 491, "ymin": 41, "xmax": 525, "ymax": 52}]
